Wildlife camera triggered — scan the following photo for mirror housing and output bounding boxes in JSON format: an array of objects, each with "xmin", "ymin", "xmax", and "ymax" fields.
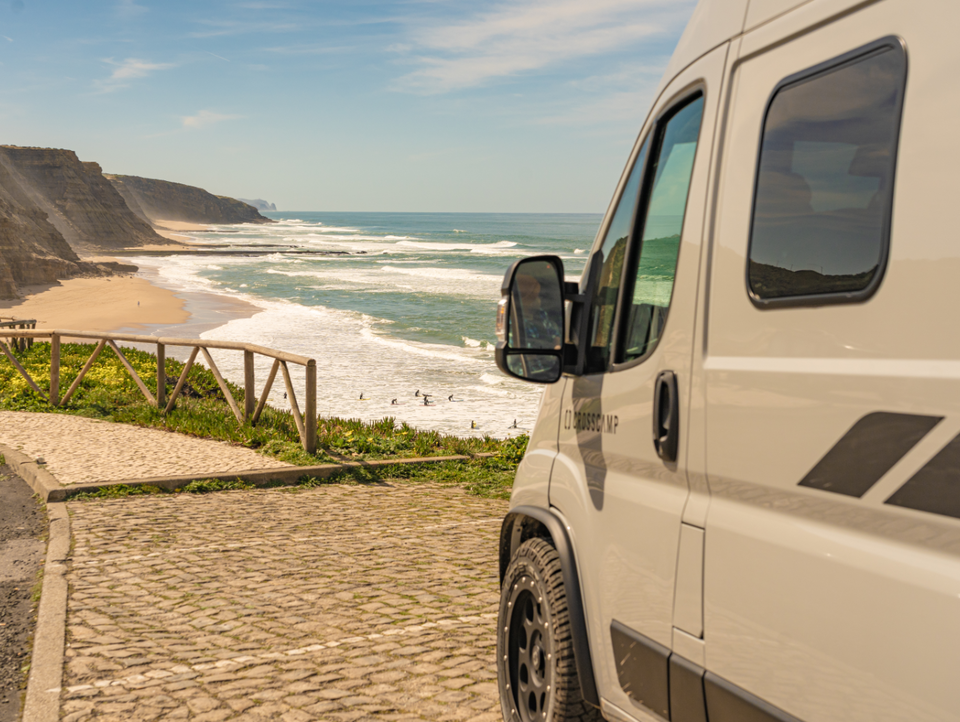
[{"xmin": 495, "ymin": 256, "xmax": 566, "ymax": 383}]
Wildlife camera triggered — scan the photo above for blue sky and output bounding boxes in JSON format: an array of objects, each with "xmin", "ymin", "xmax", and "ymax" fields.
[{"xmin": 1, "ymin": 0, "xmax": 696, "ymax": 212}]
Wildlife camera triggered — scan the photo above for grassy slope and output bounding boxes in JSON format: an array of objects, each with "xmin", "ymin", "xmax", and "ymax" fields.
[{"xmin": 0, "ymin": 342, "xmax": 526, "ymax": 499}]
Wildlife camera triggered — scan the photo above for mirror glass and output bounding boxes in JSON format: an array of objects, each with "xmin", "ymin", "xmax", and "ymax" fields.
[
  {"xmin": 506, "ymin": 354, "xmax": 562, "ymax": 383},
  {"xmin": 508, "ymin": 259, "xmax": 564, "ymax": 350}
]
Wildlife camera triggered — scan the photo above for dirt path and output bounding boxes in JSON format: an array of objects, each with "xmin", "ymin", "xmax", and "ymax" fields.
[{"xmin": 0, "ymin": 465, "xmax": 45, "ymax": 722}]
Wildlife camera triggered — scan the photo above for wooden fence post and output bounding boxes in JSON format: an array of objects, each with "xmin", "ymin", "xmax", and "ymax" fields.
[
  {"xmin": 305, "ymin": 360, "xmax": 317, "ymax": 455},
  {"xmin": 156, "ymin": 343, "xmax": 166, "ymax": 409},
  {"xmin": 244, "ymin": 350, "xmax": 255, "ymax": 422},
  {"xmin": 49, "ymin": 333, "xmax": 60, "ymax": 406}
]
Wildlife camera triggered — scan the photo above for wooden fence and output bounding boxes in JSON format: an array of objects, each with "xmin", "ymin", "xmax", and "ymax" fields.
[
  {"xmin": 0, "ymin": 318, "xmax": 36, "ymax": 352},
  {"xmin": 0, "ymin": 328, "xmax": 317, "ymax": 453}
]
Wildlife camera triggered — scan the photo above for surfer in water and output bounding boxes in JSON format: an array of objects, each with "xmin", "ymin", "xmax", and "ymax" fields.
[
  {"xmin": 510, "ymin": 419, "xmax": 518, "ymax": 429},
  {"xmin": 423, "ymin": 397, "xmax": 434, "ymax": 406},
  {"xmin": 391, "ymin": 399, "xmax": 398, "ymax": 405},
  {"xmin": 470, "ymin": 420, "xmax": 477, "ymax": 429},
  {"xmin": 359, "ymin": 393, "xmax": 367, "ymax": 401},
  {"xmin": 414, "ymin": 390, "xmax": 421, "ymax": 397}
]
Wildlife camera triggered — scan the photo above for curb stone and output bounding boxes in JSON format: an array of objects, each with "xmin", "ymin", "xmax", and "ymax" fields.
[
  {"xmin": 21, "ymin": 501, "xmax": 69, "ymax": 722},
  {"xmin": 0, "ymin": 442, "xmax": 494, "ymax": 501},
  {"xmin": 0, "ymin": 444, "xmax": 65, "ymax": 501}
]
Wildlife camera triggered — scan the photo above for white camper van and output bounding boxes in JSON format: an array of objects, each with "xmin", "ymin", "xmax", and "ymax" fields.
[{"xmin": 493, "ymin": 1, "xmax": 960, "ymax": 721}]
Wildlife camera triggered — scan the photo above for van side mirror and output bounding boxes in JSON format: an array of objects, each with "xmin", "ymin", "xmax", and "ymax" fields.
[{"xmin": 495, "ymin": 256, "xmax": 565, "ymax": 383}]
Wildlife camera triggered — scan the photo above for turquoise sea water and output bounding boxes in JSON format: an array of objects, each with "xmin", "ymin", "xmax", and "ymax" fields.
[{"xmin": 128, "ymin": 212, "xmax": 601, "ymax": 436}]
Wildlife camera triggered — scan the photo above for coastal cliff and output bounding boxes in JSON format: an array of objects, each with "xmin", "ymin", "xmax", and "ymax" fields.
[
  {"xmin": 107, "ymin": 175, "xmax": 273, "ymax": 225},
  {"xmin": 0, "ymin": 148, "xmax": 140, "ymax": 299},
  {"xmin": 0, "ymin": 147, "xmax": 166, "ymax": 254},
  {"xmin": 0, "ymin": 145, "xmax": 274, "ymax": 299}
]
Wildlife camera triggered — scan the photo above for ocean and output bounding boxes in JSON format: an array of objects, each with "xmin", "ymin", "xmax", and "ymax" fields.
[{"xmin": 126, "ymin": 212, "xmax": 601, "ymax": 437}]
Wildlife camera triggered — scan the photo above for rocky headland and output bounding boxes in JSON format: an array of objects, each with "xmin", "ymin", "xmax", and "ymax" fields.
[
  {"xmin": 0, "ymin": 145, "xmax": 273, "ymax": 299},
  {"xmin": 107, "ymin": 175, "xmax": 273, "ymax": 226}
]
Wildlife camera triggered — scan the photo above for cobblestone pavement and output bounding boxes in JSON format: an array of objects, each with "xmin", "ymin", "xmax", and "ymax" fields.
[
  {"xmin": 0, "ymin": 412, "xmax": 291, "ymax": 486},
  {"xmin": 60, "ymin": 481, "xmax": 509, "ymax": 721}
]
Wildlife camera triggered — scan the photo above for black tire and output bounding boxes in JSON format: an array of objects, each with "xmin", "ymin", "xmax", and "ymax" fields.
[{"xmin": 497, "ymin": 537, "xmax": 602, "ymax": 722}]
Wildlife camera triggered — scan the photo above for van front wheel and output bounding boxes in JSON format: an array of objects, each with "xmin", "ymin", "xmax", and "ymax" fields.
[{"xmin": 497, "ymin": 537, "xmax": 600, "ymax": 722}]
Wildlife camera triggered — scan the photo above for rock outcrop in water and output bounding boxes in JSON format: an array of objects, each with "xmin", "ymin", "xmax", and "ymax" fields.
[
  {"xmin": 107, "ymin": 175, "xmax": 274, "ymax": 225},
  {"xmin": 237, "ymin": 198, "xmax": 277, "ymax": 212}
]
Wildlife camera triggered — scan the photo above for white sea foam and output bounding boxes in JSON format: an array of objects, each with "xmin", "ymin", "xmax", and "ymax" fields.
[{"xmin": 191, "ymin": 297, "xmax": 540, "ymax": 437}]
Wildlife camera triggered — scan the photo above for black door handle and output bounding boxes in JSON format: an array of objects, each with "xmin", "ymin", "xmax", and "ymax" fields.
[{"xmin": 653, "ymin": 370, "xmax": 679, "ymax": 463}]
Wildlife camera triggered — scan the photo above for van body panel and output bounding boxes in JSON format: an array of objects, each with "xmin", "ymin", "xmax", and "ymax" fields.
[
  {"xmin": 508, "ymin": 378, "xmax": 565, "ymax": 509},
  {"xmin": 743, "ymin": 0, "xmax": 811, "ymax": 31},
  {"xmin": 657, "ymin": 0, "xmax": 747, "ymax": 103},
  {"xmin": 704, "ymin": 2, "xmax": 960, "ymax": 720},
  {"xmin": 547, "ymin": 43, "xmax": 730, "ymax": 714}
]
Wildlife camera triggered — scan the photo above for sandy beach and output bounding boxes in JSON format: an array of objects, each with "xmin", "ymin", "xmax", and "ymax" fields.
[
  {"xmin": 0, "ymin": 277, "xmax": 189, "ymax": 332},
  {"xmin": 0, "ymin": 271, "xmax": 259, "ymax": 338},
  {"xmin": 152, "ymin": 219, "xmax": 210, "ymax": 243}
]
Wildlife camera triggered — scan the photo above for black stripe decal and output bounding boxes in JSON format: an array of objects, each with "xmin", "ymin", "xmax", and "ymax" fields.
[
  {"xmin": 704, "ymin": 672, "xmax": 803, "ymax": 722},
  {"xmin": 670, "ymin": 654, "xmax": 707, "ymax": 722},
  {"xmin": 610, "ymin": 620, "xmax": 670, "ymax": 718},
  {"xmin": 886, "ymin": 432, "xmax": 960, "ymax": 519},
  {"xmin": 799, "ymin": 412, "xmax": 942, "ymax": 497}
]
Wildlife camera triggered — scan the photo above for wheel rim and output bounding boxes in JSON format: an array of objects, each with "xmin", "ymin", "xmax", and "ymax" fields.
[{"xmin": 506, "ymin": 576, "xmax": 553, "ymax": 722}]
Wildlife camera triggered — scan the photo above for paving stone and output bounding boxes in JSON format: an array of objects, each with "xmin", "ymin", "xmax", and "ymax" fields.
[{"xmin": 57, "ymin": 482, "xmax": 507, "ymax": 719}]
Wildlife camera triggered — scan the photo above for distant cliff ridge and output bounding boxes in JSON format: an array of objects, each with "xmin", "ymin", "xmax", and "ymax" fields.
[
  {"xmin": 237, "ymin": 198, "xmax": 277, "ymax": 212},
  {"xmin": 107, "ymin": 175, "xmax": 274, "ymax": 225},
  {"xmin": 0, "ymin": 146, "xmax": 166, "ymax": 253}
]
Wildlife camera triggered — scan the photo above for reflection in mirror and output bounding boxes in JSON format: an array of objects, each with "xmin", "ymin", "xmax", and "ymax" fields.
[
  {"xmin": 506, "ymin": 354, "xmax": 562, "ymax": 383},
  {"xmin": 508, "ymin": 259, "xmax": 564, "ymax": 351}
]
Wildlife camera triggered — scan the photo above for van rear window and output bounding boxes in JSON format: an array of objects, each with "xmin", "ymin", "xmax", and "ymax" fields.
[{"xmin": 748, "ymin": 40, "xmax": 906, "ymax": 306}]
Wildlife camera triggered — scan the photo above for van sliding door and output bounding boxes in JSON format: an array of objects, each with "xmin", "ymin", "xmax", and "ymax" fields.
[{"xmin": 705, "ymin": 3, "xmax": 960, "ymax": 721}]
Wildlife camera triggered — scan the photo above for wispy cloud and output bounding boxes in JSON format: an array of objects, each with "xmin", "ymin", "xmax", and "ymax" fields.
[
  {"xmin": 181, "ymin": 110, "xmax": 241, "ymax": 129},
  {"xmin": 261, "ymin": 43, "xmax": 343, "ymax": 55},
  {"xmin": 206, "ymin": 51, "xmax": 230, "ymax": 62},
  {"xmin": 95, "ymin": 57, "xmax": 175, "ymax": 92},
  {"xmin": 2, "ymin": 36, "xmax": 12, "ymax": 42},
  {"xmin": 395, "ymin": 0, "xmax": 693, "ymax": 94},
  {"xmin": 116, "ymin": 0, "xmax": 147, "ymax": 19},
  {"xmin": 237, "ymin": 1, "xmax": 292, "ymax": 8},
  {"xmin": 188, "ymin": 19, "xmax": 300, "ymax": 38}
]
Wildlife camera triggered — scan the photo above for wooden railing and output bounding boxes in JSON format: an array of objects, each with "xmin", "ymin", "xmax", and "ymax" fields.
[
  {"xmin": 0, "ymin": 318, "xmax": 36, "ymax": 352},
  {"xmin": 0, "ymin": 329, "xmax": 317, "ymax": 454}
]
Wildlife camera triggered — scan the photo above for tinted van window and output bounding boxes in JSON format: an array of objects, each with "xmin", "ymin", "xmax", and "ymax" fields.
[
  {"xmin": 621, "ymin": 95, "xmax": 703, "ymax": 362},
  {"xmin": 586, "ymin": 138, "xmax": 648, "ymax": 371},
  {"xmin": 748, "ymin": 42, "xmax": 906, "ymax": 303}
]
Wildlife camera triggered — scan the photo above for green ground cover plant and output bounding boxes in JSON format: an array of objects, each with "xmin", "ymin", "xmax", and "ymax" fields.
[{"xmin": 1, "ymin": 342, "xmax": 527, "ymax": 498}]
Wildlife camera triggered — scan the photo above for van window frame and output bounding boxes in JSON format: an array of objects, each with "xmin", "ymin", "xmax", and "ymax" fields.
[
  {"xmin": 745, "ymin": 36, "xmax": 908, "ymax": 310},
  {"xmin": 608, "ymin": 83, "xmax": 706, "ymax": 373}
]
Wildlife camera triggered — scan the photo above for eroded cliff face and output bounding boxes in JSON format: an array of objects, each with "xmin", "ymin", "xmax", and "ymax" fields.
[
  {"xmin": 0, "ymin": 152, "xmax": 134, "ymax": 299},
  {"xmin": 106, "ymin": 175, "xmax": 273, "ymax": 225},
  {"xmin": 0, "ymin": 147, "xmax": 166, "ymax": 253}
]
